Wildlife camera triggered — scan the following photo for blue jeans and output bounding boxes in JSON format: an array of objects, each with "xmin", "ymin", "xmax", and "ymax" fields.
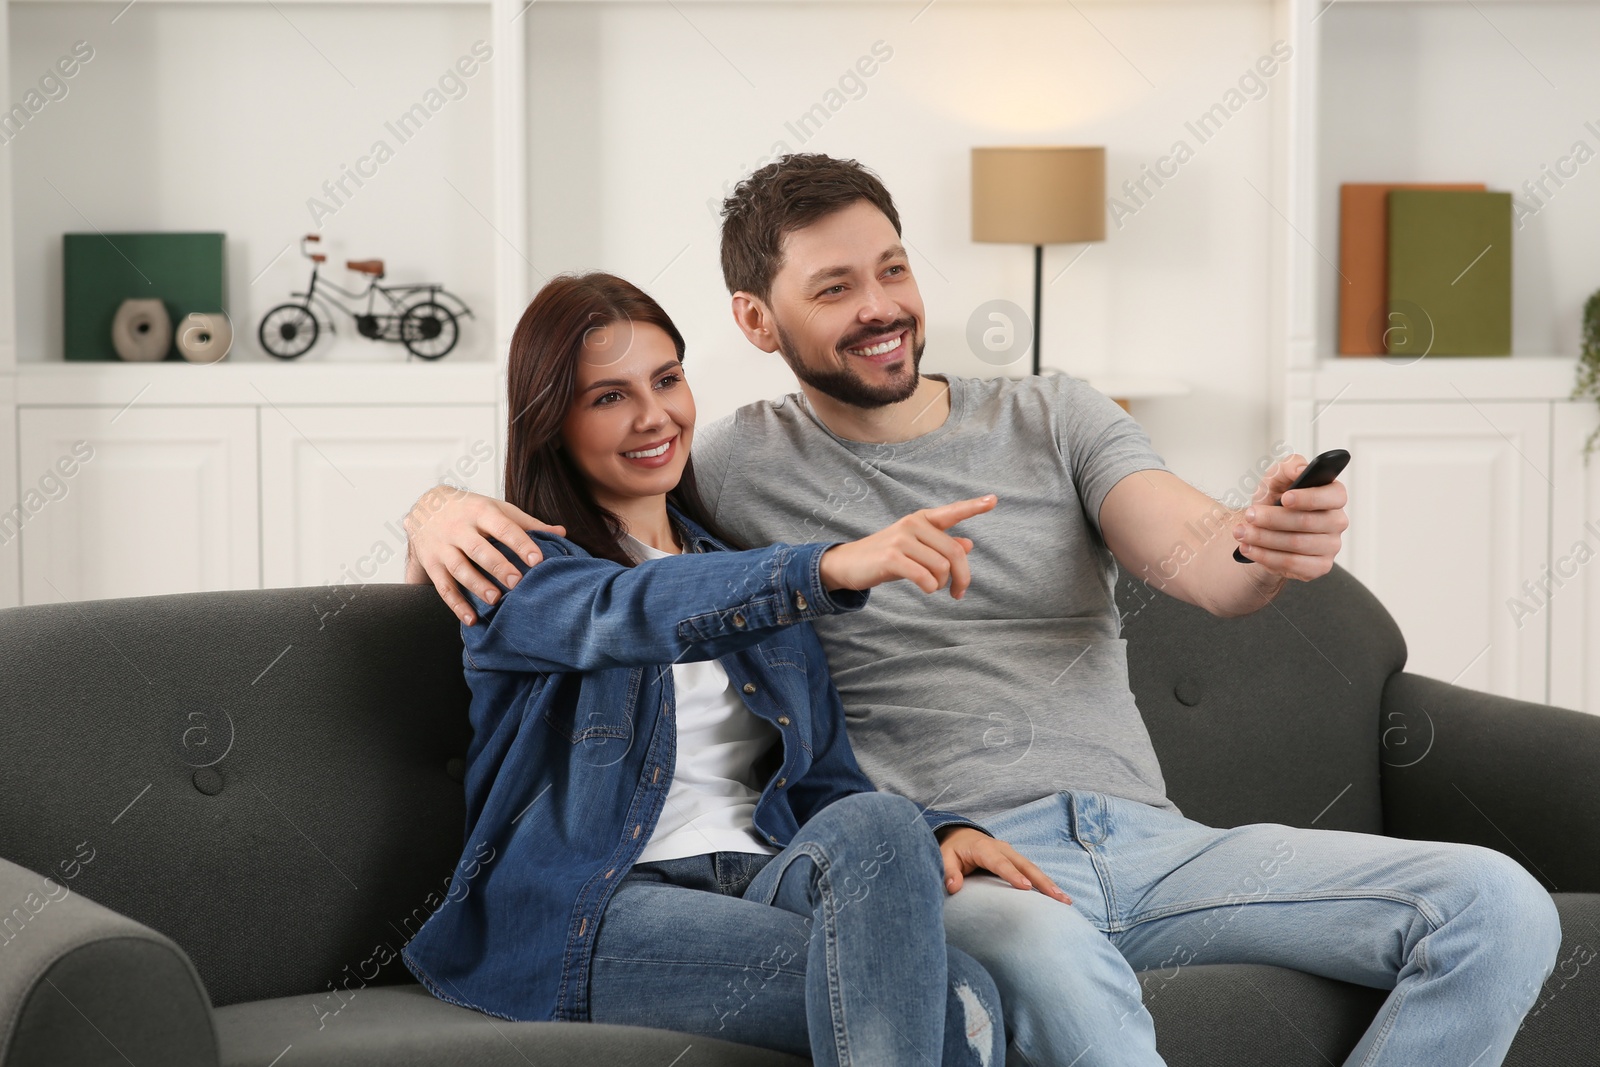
[
  {"xmin": 942, "ymin": 790, "xmax": 1562, "ymax": 1067},
  {"xmin": 589, "ymin": 791, "xmax": 1005, "ymax": 1067}
]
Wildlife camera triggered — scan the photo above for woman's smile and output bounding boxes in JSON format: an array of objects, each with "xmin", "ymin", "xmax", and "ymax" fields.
[{"xmin": 621, "ymin": 435, "xmax": 678, "ymax": 466}]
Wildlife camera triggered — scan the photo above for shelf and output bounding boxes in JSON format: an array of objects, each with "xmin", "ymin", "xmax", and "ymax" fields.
[
  {"xmin": 1041, "ymin": 367, "xmax": 1190, "ymax": 398},
  {"xmin": 1302, "ymin": 355, "xmax": 1581, "ymax": 403},
  {"xmin": 1081, "ymin": 375, "xmax": 1190, "ymax": 401},
  {"xmin": 7, "ymin": 360, "xmax": 501, "ymax": 407}
]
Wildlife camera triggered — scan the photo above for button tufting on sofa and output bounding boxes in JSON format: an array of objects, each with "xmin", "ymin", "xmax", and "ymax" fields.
[{"xmin": 192, "ymin": 767, "xmax": 225, "ymax": 795}]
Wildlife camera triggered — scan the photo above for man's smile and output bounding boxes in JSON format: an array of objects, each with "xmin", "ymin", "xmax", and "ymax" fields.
[{"xmin": 844, "ymin": 327, "xmax": 909, "ymax": 361}]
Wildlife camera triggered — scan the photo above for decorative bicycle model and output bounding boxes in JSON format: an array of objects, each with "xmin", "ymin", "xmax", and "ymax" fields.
[{"xmin": 257, "ymin": 234, "xmax": 473, "ymax": 360}]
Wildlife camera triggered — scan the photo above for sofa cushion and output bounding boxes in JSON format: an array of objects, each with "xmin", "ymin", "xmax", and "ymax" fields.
[
  {"xmin": 213, "ymin": 983, "xmax": 808, "ymax": 1067},
  {"xmin": 1500, "ymin": 893, "xmax": 1600, "ymax": 1067},
  {"xmin": 1143, "ymin": 962, "xmax": 1385, "ymax": 1066},
  {"xmin": 201, "ymin": 893, "xmax": 1600, "ymax": 1067},
  {"xmin": 1143, "ymin": 893, "xmax": 1599, "ymax": 1066},
  {"xmin": 1118, "ymin": 565, "xmax": 1406, "ymax": 834}
]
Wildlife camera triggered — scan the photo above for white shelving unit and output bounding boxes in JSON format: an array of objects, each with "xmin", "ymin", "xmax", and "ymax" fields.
[
  {"xmin": 1272, "ymin": 0, "xmax": 1599, "ymax": 711},
  {"xmin": 6, "ymin": 360, "xmax": 501, "ymax": 406},
  {"xmin": 0, "ymin": 0, "xmax": 524, "ymax": 604}
]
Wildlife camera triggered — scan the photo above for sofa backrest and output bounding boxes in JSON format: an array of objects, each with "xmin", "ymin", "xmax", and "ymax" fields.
[
  {"xmin": 0, "ymin": 584, "xmax": 473, "ymax": 1009},
  {"xmin": 1117, "ymin": 564, "xmax": 1407, "ymax": 834}
]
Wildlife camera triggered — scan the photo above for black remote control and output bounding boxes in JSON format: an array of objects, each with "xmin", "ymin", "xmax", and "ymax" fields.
[{"xmin": 1233, "ymin": 448, "xmax": 1351, "ymax": 563}]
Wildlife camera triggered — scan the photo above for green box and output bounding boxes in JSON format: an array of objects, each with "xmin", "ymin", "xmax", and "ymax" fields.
[
  {"xmin": 1386, "ymin": 191, "xmax": 1511, "ymax": 357},
  {"xmin": 63, "ymin": 232, "xmax": 226, "ymax": 361}
]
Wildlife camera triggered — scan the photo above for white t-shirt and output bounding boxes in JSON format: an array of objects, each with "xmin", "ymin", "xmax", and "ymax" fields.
[{"xmin": 625, "ymin": 532, "xmax": 782, "ymax": 863}]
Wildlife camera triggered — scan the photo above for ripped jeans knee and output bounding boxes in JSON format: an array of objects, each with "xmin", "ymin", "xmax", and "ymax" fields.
[{"xmin": 945, "ymin": 945, "xmax": 1005, "ymax": 1067}]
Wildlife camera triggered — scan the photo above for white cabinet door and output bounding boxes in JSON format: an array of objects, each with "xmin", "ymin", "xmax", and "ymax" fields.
[
  {"xmin": 18, "ymin": 406, "xmax": 261, "ymax": 604},
  {"xmin": 1550, "ymin": 401, "xmax": 1600, "ymax": 715},
  {"xmin": 1315, "ymin": 401, "xmax": 1552, "ymax": 703},
  {"xmin": 259, "ymin": 405, "xmax": 497, "ymax": 590}
]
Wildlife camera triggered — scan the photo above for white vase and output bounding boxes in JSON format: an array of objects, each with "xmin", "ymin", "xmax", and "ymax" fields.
[
  {"xmin": 110, "ymin": 298, "xmax": 172, "ymax": 362},
  {"xmin": 176, "ymin": 311, "xmax": 234, "ymax": 364}
]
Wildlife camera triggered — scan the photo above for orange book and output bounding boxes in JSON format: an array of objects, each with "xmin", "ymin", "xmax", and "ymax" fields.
[{"xmin": 1338, "ymin": 182, "xmax": 1485, "ymax": 355}]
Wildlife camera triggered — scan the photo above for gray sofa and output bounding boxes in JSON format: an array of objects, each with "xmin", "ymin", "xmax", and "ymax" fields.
[{"xmin": 2, "ymin": 565, "xmax": 1595, "ymax": 1066}]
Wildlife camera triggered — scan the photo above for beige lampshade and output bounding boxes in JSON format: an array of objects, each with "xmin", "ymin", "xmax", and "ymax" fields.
[{"xmin": 971, "ymin": 146, "xmax": 1106, "ymax": 245}]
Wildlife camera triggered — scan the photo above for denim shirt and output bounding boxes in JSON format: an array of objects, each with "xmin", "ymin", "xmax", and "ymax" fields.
[{"xmin": 401, "ymin": 505, "xmax": 988, "ymax": 1023}]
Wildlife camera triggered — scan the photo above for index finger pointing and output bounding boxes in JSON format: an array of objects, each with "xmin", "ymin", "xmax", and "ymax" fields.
[{"xmin": 922, "ymin": 494, "xmax": 998, "ymax": 530}]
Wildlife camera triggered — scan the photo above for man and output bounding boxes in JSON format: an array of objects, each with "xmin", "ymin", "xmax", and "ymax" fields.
[{"xmin": 405, "ymin": 154, "xmax": 1560, "ymax": 1066}]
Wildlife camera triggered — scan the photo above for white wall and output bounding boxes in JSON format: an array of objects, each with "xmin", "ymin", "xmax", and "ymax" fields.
[
  {"xmin": 0, "ymin": 0, "xmax": 14, "ymax": 371},
  {"xmin": 8, "ymin": 2, "xmax": 497, "ymax": 364},
  {"xmin": 529, "ymin": 0, "xmax": 1285, "ymax": 497}
]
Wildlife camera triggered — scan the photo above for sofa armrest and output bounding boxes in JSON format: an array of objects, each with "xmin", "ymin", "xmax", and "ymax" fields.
[
  {"xmin": 1380, "ymin": 671, "xmax": 1600, "ymax": 893},
  {"xmin": 0, "ymin": 856, "xmax": 218, "ymax": 1067}
]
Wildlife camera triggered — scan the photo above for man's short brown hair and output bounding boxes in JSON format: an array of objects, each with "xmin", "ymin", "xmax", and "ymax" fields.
[{"xmin": 719, "ymin": 153, "xmax": 902, "ymax": 303}]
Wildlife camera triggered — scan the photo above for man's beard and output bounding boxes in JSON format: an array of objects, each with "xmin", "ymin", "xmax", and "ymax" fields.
[{"xmin": 773, "ymin": 317, "xmax": 924, "ymax": 410}]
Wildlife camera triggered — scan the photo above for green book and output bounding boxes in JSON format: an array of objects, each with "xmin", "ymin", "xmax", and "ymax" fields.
[
  {"xmin": 1385, "ymin": 190, "xmax": 1511, "ymax": 357},
  {"xmin": 64, "ymin": 232, "xmax": 226, "ymax": 361}
]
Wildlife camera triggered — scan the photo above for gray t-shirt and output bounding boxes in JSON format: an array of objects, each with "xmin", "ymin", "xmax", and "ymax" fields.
[{"xmin": 692, "ymin": 372, "xmax": 1177, "ymax": 823}]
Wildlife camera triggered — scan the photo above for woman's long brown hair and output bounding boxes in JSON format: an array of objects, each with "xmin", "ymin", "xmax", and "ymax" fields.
[{"xmin": 503, "ymin": 272, "xmax": 740, "ymax": 567}]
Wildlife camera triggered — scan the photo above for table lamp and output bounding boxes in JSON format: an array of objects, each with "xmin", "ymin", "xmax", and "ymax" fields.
[{"xmin": 971, "ymin": 146, "xmax": 1106, "ymax": 375}]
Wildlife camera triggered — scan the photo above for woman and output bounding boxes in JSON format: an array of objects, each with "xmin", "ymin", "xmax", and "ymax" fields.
[{"xmin": 402, "ymin": 272, "xmax": 1058, "ymax": 1066}]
